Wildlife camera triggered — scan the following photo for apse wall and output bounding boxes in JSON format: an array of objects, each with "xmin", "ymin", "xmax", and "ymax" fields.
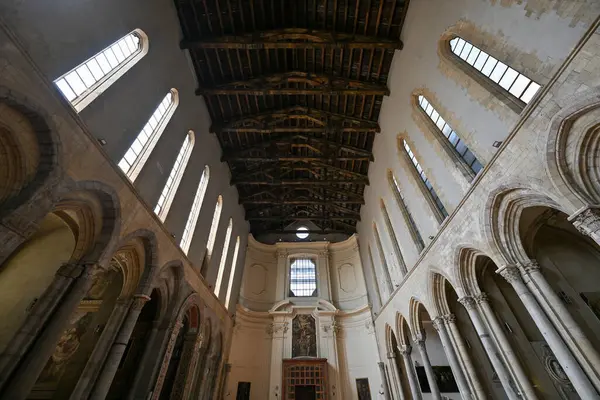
[
  {"xmin": 0, "ymin": 0, "xmax": 249, "ymax": 292},
  {"xmin": 228, "ymin": 235, "xmax": 386, "ymax": 399}
]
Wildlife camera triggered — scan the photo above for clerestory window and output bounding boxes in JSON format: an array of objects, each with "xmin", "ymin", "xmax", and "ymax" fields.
[
  {"xmin": 289, "ymin": 258, "xmax": 317, "ymax": 297},
  {"xmin": 389, "ymin": 172, "xmax": 426, "ymax": 251},
  {"xmin": 202, "ymin": 195, "xmax": 223, "ymax": 274},
  {"xmin": 54, "ymin": 30, "xmax": 148, "ymax": 112},
  {"xmin": 214, "ymin": 218, "xmax": 234, "ymax": 296},
  {"xmin": 417, "ymin": 95, "xmax": 483, "ymax": 177},
  {"xmin": 180, "ymin": 166, "xmax": 210, "ymax": 254},
  {"xmin": 225, "ymin": 236, "xmax": 241, "ymax": 308},
  {"xmin": 402, "ymin": 140, "xmax": 448, "ymax": 220},
  {"xmin": 154, "ymin": 131, "xmax": 194, "ymax": 221},
  {"xmin": 118, "ymin": 90, "xmax": 179, "ymax": 181},
  {"xmin": 450, "ymin": 37, "xmax": 541, "ymax": 105}
]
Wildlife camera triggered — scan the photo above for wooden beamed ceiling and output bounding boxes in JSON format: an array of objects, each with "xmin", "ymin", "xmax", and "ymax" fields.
[{"xmin": 175, "ymin": 0, "xmax": 410, "ymax": 237}]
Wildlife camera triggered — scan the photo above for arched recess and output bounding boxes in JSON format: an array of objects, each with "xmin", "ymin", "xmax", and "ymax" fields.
[
  {"xmin": 201, "ymin": 330, "xmax": 223, "ymax": 400},
  {"xmin": 394, "ymin": 312, "xmax": 412, "ymax": 348},
  {"xmin": 483, "ymin": 183, "xmax": 568, "ymax": 265},
  {"xmin": 0, "ymin": 93, "xmax": 63, "ymax": 263},
  {"xmin": 157, "ymin": 294, "xmax": 205, "ymax": 400},
  {"xmin": 0, "ymin": 182, "xmax": 121, "ymax": 387},
  {"xmin": 545, "ymin": 91, "xmax": 600, "ymax": 208}
]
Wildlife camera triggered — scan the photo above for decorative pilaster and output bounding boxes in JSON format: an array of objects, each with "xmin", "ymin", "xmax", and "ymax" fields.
[
  {"xmin": 398, "ymin": 345, "xmax": 422, "ymax": 400},
  {"xmin": 432, "ymin": 317, "xmax": 471, "ymax": 398},
  {"xmin": 151, "ymin": 320, "xmax": 184, "ymax": 400},
  {"xmin": 415, "ymin": 335, "xmax": 442, "ymax": 400},
  {"xmin": 497, "ymin": 265, "xmax": 599, "ymax": 399},
  {"xmin": 268, "ymin": 318, "xmax": 289, "ymax": 400}
]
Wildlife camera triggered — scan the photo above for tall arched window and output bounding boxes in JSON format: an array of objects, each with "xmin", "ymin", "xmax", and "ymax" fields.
[
  {"xmin": 449, "ymin": 37, "xmax": 541, "ymax": 105},
  {"xmin": 373, "ymin": 223, "xmax": 394, "ymax": 295},
  {"xmin": 388, "ymin": 171, "xmax": 426, "ymax": 252},
  {"xmin": 214, "ymin": 218, "xmax": 233, "ymax": 296},
  {"xmin": 289, "ymin": 258, "xmax": 317, "ymax": 297},
  {"xmin": 225, "ymin": 236, "xmax": 241, "ymax": 308},
  {"xmin": 202, "ymin": 195, "xmax": 223, "ymax": 274},
  {"xmin": 380, "ymin": 199, "xmax": 408, "ymax": 276},
  {"xmin": 401, "ymin": 139, "xmax": 448, "ymax": 222},
  {"xmin": 154, "ymin": 131, "xmax": 195, "ymax": 221},
  {"xmin": 180, "ymin": 166, "xmax": 210, "ymax": 254},
  {"xmin": 417, "ymin": 95, "xmax": 483, "ymax": 178},
  {"xmin": 367, "ymin": 244, "xmax": 383, "ymax": 306},
  {"xmin": 119, "ymin": 90, "xmax": 179, "ymax": 181},
  {"xmin": 54, "ymin": 30, "xmax": 149, "ymax": 112}
]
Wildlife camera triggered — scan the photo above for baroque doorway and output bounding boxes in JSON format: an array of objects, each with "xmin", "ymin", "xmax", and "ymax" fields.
[{"xmin": 282, "ymin": 358, "xmax": 328, "ymax": 400}]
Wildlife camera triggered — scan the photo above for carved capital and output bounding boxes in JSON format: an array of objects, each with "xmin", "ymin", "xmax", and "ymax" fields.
[
  {"xmin": 132, "ymin": 294, "xmax": 151, "ymax": 310},
  {"xmin": 398, "ymin": 344, "xmax": 412, "ymax": 355},
  {"xmin": 519, "ymin": 260, "xmax": 540, "ymax": 275},
  {"xmin": 387, "ymin": 352, "xmax": 396, "ymax": 360},
  {"xmin": 277, "ymin": 250, "xmax": 288, "ymax": 259},
  {"xmin": 442, "ymin": 313, "xmax": 456, "ymax": 323},
  {"xmin": 497, "ymin": 265, "xmax": 523, "ymax": 284},
  {"xmin": 569, "ymin": 207, "xmax": 600, "ymax": 236},
  {"xmin": 474, "ymin": 292, "xmax": 489, "ymax": 305},
  {"xmin": 432, "ymin": 317, "xmax": 445, "ymax": 332},
  {"xmin": 458, "ymin": 296, "xmax": 477, "ymax": 311}
]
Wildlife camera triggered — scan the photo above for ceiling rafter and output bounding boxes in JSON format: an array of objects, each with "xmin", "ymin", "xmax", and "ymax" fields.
[
  {"xmin": 196, "ymin": 71, "xmax": 390, "ymax": 96},
  {"xmin": 211, "ymin": 106, "xmax": 380, "ymax": 134},
  {"xmin": 180, "ymin": 28, "xmax": 403, "ymax": 50},
  {"xmin": 223, "ymin": 155, "xmax": 371, "ymax": 162},
  {"xmin": 232, "ymin": 179, "xmax": 369, "ymax": 186}
]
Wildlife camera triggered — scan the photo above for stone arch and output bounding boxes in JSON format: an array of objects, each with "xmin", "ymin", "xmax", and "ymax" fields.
[
  {"xmin": 430, "ymin": 271, "xmax": 453, "ymax": 317},
  {"xmin": 394, "ymin": 312, "xmax": 411, "ymax": 347},
  {"xmin": 455, "ymin": 246, "xmax": 495, "ymax": 297},
  {"xmin": 153, "ymin": 261, "xmax": 186, "ymax": 326},
  {"xmin": 385, "ymin": 323, "xmax": 395, "ymax": 353},
  {"xmin": 545, "ymin": 88, "xmax": 600, "ymax": 209},
  {"xmin": 110, "ymin": 229, "xmax": 159, "ymax": 298},
  {"xmin": 0, "ymin": 88, "xmax": 63, "ymax": 220},
  {"xmin": 483, "ymin": 182, "xmax": 567, "ymax": 265},
  {"xmin": 407, "ymin": 297, "xmax": 425, "ymax": 340}
]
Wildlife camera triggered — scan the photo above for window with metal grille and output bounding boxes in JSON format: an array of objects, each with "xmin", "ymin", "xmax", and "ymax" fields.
[
  {"xmin": 154, "ymin": 131, "xmax": 194, "ymax": 221},
  {"xmin": 180, "ymin": 166, "xmax": 210, "ymax": 254},
  {"xmin": 119, "ymin": 90, "xmax": 178, "ymax": 181},
  {"xmin": 402, "ymin": 140, "xmax": 448, "ymax": 218},
  {"xmin": 54, "ymin": 30, "xmax": 148, "ymax": 111},
  {"xmin": 289, "ymin": 258, "xmax": 317, "ymax": 297},
  {"xmin": 450, "ymin": 37, "xmax": 541, "ymax": 104}
]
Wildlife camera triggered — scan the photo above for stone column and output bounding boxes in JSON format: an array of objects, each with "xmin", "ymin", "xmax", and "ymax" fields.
[
  {"xmin": 443, "ymin": 314, "xmax": 485, "ymax": 400},
  {"xmin": 268, "ymin": 319, "xmax": 288, "ymax": 400},
  {"xmin": 90, "ymin": 294, "xmax": 150, "ymax": 400},
  {"xmin": 126, "ymin": 322, "xmax": 160, "ymax": 400},
  {"xmin": 458, "ymin": 297, "xmax": 520, "ymax": 400},
  {"xmin": 181, "ymin": 332, "xmax": 205, "ymax": 398},
  {"xmin": 569, "ymin": 206, "xmax": 600, "ymax": 245},
  {"xmin": 218, "ymin": 364, "xmax": 232, "ymax": 400},
  {"xmin": 415, "ymin": 335, "xmax": 442, "ymax": 400},
  {"xmin": 497, "ymin": 265, "xmax": 599, "ymax": 399},
  {"xmin": 150, "ymin": 319, "xmax": 184, "ymax": 400},
  {"xmin": 520, "ymin": 260, "xmax": 600, "ymax": 392},
  {"xmin": 1, "ymin": 263, "xmax": 98, "ymax": 400},
  {"xmin": 387, "ymin": 352, "xmax": 406, "ymax": 400},
  {"xmin": 378, "ymin": 361, "xmax": 392, "ymax": 400},
  {"xmin": 399, "ymin": 345, "xmax": 422, "ymax": 400},
  {"xmin": 432, "ymin": 317, "xmax": 471, "ymax": 399},
  {"xmin": 70, "ymin": 298, "xmax": 130, "ymax": 399}
]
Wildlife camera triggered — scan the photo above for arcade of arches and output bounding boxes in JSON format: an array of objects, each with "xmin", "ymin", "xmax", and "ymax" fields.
[{"xmin": 2, "ymin": 1, "xmax": 600, "ymax": 400}]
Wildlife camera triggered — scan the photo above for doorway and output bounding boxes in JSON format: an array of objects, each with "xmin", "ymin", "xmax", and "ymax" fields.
[{"xmin": 295, "ymin": 385, "xmax": 316, "ymax": 400}]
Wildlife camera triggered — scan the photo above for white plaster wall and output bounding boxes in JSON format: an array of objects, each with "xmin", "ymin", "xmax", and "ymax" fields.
[{"xmin": 358, "ymin": 0, "xmax": 600, "ymax": 314}]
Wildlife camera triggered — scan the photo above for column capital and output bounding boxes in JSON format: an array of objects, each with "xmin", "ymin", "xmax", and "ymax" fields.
[
  {"xmin": 131, "ymin": 294, "xmax": 151, "ymax": 310},
  {"xmin": 568, "ymin": 206, "xmax": 600, "ymax": 236},
  {"xmin": 387, "ymin": 352, "xmax": 396, "ymax": 359},
  {"xmin": 496, "ymin": 265, "xmax": 523, "ymax": 284},
  {"xmin": 518, "ymin": 260, "xmax": 540, "ymax": 275},
  {"xmin": 432, "ymin": 317, "xmax": 445, "ymax": 332},
  {"xmin": 398, "ymin": 344, "xmax": 412, "ymax": 355},
  {"xmin": 442, "ymin": 313, "xmax": 456, "ymax": 323},
  {"xmin": 458, "ymin": 296, "xmax": 477, "ymax": 311},
  {"xmin": 474, "ymin": 292, "xmax": 489, "ymax": 305}
]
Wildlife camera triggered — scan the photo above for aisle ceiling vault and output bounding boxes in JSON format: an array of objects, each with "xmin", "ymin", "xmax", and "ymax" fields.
[{"xmin": 175, "ymin": 0, "xmax": 410, "ymax": 237}]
